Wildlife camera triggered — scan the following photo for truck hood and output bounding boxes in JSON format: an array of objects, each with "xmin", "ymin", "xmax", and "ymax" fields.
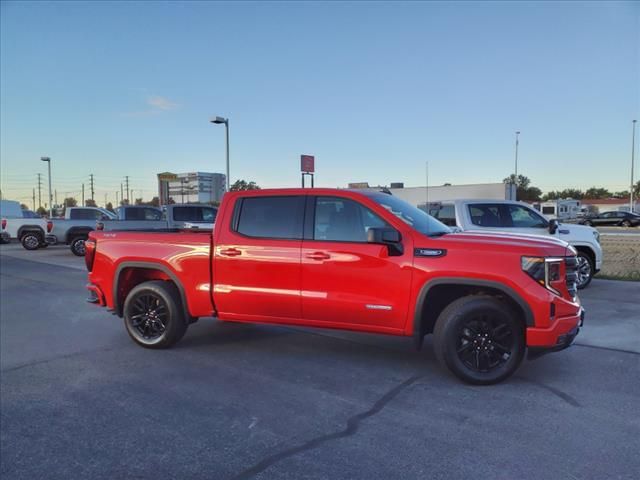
[
  {"xmin": 429, "ymin": 231, "xmax": 571, "ymax": 257},
  {"xmin": 555, "ymin": 222, "xmax": 598, "ymax": 242}
]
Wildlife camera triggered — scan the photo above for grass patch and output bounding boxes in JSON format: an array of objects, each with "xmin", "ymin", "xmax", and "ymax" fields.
[{"xmin": 595, "ymin": 272, "xmax": 640, "ymax": 282}]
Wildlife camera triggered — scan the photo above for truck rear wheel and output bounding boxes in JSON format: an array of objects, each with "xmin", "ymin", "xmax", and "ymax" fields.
[
  {"xmin": 21, "ymin": 232, "xmax": 42, "ymax": 250},
  {"xmin": 433, "ymin": 296, "xmax": 525, "ymax": 385},
  {"xmin": 123, "ymin": 280, "xmax": 188, "ymax": 349}
]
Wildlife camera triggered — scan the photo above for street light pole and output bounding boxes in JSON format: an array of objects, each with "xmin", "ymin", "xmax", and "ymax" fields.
[
  {"xmin": 41, "ymin": 157, "xmax": 52, "ymax": 217},
  {"xmin": 514, "ymin": 131, "xmax": 520, "ymax": 201},
  {"xmin": 631, "ymin": 120, "xmax": 637, "ymax": 213},
  {"xmin": 210, "ymin": 116, "xmax": 230, "ymax": 192}
]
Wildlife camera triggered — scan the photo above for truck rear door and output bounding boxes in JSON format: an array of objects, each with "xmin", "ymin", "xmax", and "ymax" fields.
[{"xmin": 213, "ymin": 195, "xmax": 305, "ymax": 321}]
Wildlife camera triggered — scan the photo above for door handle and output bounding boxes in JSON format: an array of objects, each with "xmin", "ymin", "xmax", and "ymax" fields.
[
  {"xmin": 306, "ymin": 252, "xmax": 330, "ymax": 261},
  {"xmin": 219, "ymin": 248, "xmax": 242, "ymax": 257}
]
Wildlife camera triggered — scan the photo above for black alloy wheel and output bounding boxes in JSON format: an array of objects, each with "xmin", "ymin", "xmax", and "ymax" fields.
[
  {"xmin": 456, "ymin": 315, "xmax": 515, "ymax": 373},
  {"xmin": 433, "ymin": 296, "xmax": 525, "ymax": 385},
  {"xmin": 123, "ymin": 280, "xmax": 188, "ymax": 349}
]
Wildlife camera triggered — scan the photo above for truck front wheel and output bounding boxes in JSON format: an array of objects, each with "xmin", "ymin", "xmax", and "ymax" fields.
[
  {"xmin": 123, "ymin": 280, "xmax": 188, "ymax": 349},
  {"xmin": 70, "ymin": 237, "xmax": 87, "ymax": 256},
  {"xmin": 433, "ymin": 296, "xmax": 525, "ymax": 385}
]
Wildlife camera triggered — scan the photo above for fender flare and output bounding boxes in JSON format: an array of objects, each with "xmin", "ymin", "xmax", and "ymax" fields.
[
  {"xmin": 412, "ymin": 277, "xmax": 535, "ymax": 349},
  {"xmin": 66, "ymin": 226, "xmax": 94, "ymax": 243},
  {"xmin": 17, "ymin": 225, "xmax": 45, "ymax": 239},
  {"xmin": 113, "ymin": 261, "xmax": 191, "ymax": 322}
]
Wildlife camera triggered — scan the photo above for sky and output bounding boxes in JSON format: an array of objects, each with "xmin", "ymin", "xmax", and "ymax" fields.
[{"xmin": 1, "ymin": 0, "xmax": 639, "ymax": 206}]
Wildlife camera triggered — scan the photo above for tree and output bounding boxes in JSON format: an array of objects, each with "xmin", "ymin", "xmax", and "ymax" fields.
[
  {"xmin": 150, "ymin": 197, "xmax": 160, "ymax": 207},
  {"xmin": 542, "ymin": 189, "xmax": 584, "ymax": 201},
  {"xmin": 20, "ymin": 203, "xmax": 29, "ymax": 210},
  {"xmin": 612, "ymin": 191, "xmax": 629, "ymax": 199},
  {"xmin": 120, "ymin": 199, "xmax": 130, "ymax": 206},
  {"xmin": 503, "ymin": 175, "xmax": 541, "ymax": 202},
  {"xmin": 85, "ymin": 199, "xmax": 97, "ymax": 207},
  {"xmin": 230, "ymin": 179, "xmax": 261, "ymax": 191},
  {"xmin": 135, "ymin": 198, "xmax": 144, "ymax": 205},
  {"xmin": 634, "ymin": 180, "xmax": 640, "ymax": 197},
  {"xmin": 584, "ymin": 187, "xmax": 611, "ymax": 199},
  {"xmin": 63, "ymin": 197, "xmax": 78, "ymax": 207},
  {"xmin": 106, "ymin": 202, "xmax": 114, "ymax": 212},
  {"xmin": 36, "ymin": 206, "xmax": 48, "ymax": 216}
]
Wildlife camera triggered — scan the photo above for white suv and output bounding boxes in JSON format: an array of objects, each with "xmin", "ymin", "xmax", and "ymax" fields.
[{"xmin": 428, "ymin": 199, "xmax": 603, "ymax": 289}]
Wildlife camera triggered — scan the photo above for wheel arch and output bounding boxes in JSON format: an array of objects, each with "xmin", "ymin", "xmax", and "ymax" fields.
[
  {"xmin": 412, "ymin": 278, "xmax": 534, "ymax": 350},
  {"xmin": 66, "ymin": 226, "xmax": 93, "ymax": 243},
  {"xmin": 17, "ymin": 225, "xmax": 45, "ymax": 239},
  {"xmin": 113, "ymin": 261, "xmax": 192, "ymax": 323}
]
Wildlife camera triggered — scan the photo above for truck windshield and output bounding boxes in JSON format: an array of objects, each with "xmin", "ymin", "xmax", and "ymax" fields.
[{"xmin": 367, "ymin": 192, "xmax": 451, "ymax": 237}]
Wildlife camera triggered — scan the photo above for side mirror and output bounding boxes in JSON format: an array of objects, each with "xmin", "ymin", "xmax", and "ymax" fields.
[
  {"xmin": 367, "ymin": 227, "xmax": 403, "ymax": 256},
  {"xmin": 548, "ymin": 219, "xmax": 558, "ymax": 234}
]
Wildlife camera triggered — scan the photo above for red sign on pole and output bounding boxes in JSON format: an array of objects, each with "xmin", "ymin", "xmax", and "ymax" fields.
[{"xmin": 301, "ymin": 155, "xmax": 315, "ymax": 173}]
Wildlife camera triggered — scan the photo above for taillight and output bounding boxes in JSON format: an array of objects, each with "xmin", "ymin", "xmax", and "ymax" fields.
[
  {"xmin": 47, "ymin": 221, "xmax": 53, "ymax": 233},
  {"xmin": 85, "ymin": 238, "xmax": 97, "ymax": 271},
  {"xmin": 1, "ymin": 219, "xmax": 6, "ymax": 230}
]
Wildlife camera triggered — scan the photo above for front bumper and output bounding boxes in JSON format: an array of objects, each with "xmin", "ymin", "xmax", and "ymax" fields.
[
  {"xmin": 86, "ymin": 283, "xmax": 106, "ymax": 306},
  {"xmin": 45, "ymin": 234, "xmax": 57, "ymax": 245},
  {"xmin": 0, "ymin": 232, "xmax": 10, "ymax": 242},
  {"xmin": 527, "ymin": 307, "xmax": 584, "ymax": 350}
]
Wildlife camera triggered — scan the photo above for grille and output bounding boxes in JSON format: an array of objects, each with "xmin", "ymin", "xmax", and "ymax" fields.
[{"xmin": 565, "ymin": 256, "xmax": 578, "ymax": 298}]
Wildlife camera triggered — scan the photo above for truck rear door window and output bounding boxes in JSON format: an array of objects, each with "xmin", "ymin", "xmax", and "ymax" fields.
[
  {"xmin": 236, "ymin": 196, "xmax": 304, "ymax": 239},
  {"xmin": 173, "ymin": 207, "xmax": 218, "ymax": 223},
  {"xmin": 468, "ymin": 204, "xmax": 504, "ymax": 227}
]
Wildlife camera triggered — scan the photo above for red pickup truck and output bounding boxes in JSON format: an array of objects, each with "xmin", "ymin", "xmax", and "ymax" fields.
[{"xmin": 86, "ymin": 188, "xmax": 584, "ymax": 384}]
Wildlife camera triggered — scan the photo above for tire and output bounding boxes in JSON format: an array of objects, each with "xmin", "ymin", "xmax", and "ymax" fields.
[
  {"xmin": 123, "ymin": 280, "xmax": 188, "ymax": 349},
  {"xmin": 576, "ymin": 252, "xmax": 594, "ymax": 289},
  {"xmin": 70, "ymin": 237, "xmax": 87, "ymax": 256},
  {"xmin": 433, "ymin": 296, "xmax": 525, "ymax": 385},
  {"xmin": 21, "ymin": 232, "xmax": 42, "ymax": 250},
  {"xmin": 620, "ymin": 220, "xmax": 631, "ymax": 228}
]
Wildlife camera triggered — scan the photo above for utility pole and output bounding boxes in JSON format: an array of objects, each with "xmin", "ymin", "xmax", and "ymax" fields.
[
  {"xmin": 631, "ymin": 120, "xmax": 637, "ymax": 213},
  {"xmin": 32, "ymin": 188, "xmax": 36, "ymax": 211},
  {"xmin": 37, "ymin": 173, "xmax": 43, "ymax": 208},
  {"xmin": 120, "ymin": 183, "xmax": 124, "ymax": 205},
  {"xmin": 82, "ymin": 184, "xmax": 85, "ymax": 206},
  {"xmin": 514, "ymin": 131, "xmax": 521, "ymax": 201},
  {"xmin": 55, "ymin": 189, "xmax": 58, "ymax": 206},
  {"xmin": 125, "ymin": 176, "xmax": 130, "ymax": 202},
  {"xmin": 90, "ymin": 174, "xmax": 95, "ymax": 201},
  {"xmin": 116, "ymin": 190, "xmax": 120, "ymax": 206},
  {"xmin": 104, "ymin": 193, "xmax": 107, "ymax": 207}
]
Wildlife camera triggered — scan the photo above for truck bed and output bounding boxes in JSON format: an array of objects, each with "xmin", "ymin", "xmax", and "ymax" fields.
[{"xmin": 89, "ymin": 230, "xmax": 214, "ymax": 318}]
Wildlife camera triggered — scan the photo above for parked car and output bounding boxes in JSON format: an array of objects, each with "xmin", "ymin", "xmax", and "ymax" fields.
[
  {"xmin": 579, "ymin": 211, "xmax": 640, "ymax": 227},
  {"xmin": 427, "ymin": 199, "xmax": 603, "ymax": 289},
  {"xmin": 86, "ymin": 188, "xmax": 584, "ymax": 385},
  {"xmin": 1, "ymin": 199, "xmax": 52, "ymax": 249},
  {"xmin": 97, "ymin": 204, "xmax": 217, "ymax": 232},
  {"xmin": 47, "ymin": 207, "xmax": 117, "ymax": 256}
]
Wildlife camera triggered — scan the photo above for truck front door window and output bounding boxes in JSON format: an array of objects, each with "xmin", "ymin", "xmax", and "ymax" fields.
[
  {"xmin": 507, "ymin": 205, "xmax": 547, "ymax": 228},
  {"xmin": 314, "ymin": 197, "xmax": 388, "ymax": 242}
]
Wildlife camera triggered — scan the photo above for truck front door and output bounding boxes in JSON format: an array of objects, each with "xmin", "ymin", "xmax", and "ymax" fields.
[
  {"xmin": 300, "ymin": 196, "xmax": 412, "ymax": 332},
  {"xmin": 213, "ymin": 195, "xmax": 305, "ymax": 321}
]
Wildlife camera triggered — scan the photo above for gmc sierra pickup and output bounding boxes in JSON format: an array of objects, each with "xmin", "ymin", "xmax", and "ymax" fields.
[{"xmin": 86, "ymin": 188, "xmax": 584, "ymax": 384}]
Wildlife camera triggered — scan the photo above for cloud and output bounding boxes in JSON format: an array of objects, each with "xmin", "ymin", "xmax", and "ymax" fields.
[
  {"xmin": 147, "ymin": 96, "xmax": 180, "ymax": 111},
  {"xmin": 123, "ymin": 95, "xmax": 181, "ymax": 117}
]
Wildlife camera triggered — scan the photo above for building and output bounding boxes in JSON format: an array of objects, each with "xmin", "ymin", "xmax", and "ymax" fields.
[
  {"xmin": 580, "ymin": 198, "xmax": 639, "ymax": 214},
  {"xmin": 158, "ymin": 172, "xmax": 226, "ymax": 205},
  {"xmin": 350, "ymin": 182, "xmax": 516, "ymax": 208}
]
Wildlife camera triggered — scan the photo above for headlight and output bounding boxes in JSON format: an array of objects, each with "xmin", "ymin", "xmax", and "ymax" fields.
[
  {"xmin": 593, "ymin": 231, "xmax": 600, "ymax": 244},
  {"xmin": 522, "ymin": 256, "xmax": 563, "ymax": 296}
]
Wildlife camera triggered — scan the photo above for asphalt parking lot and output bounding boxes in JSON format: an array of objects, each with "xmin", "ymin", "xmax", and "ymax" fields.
[{"xmin": 1, "ymin": 243, "xmax": 639, "ymax": 480}]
